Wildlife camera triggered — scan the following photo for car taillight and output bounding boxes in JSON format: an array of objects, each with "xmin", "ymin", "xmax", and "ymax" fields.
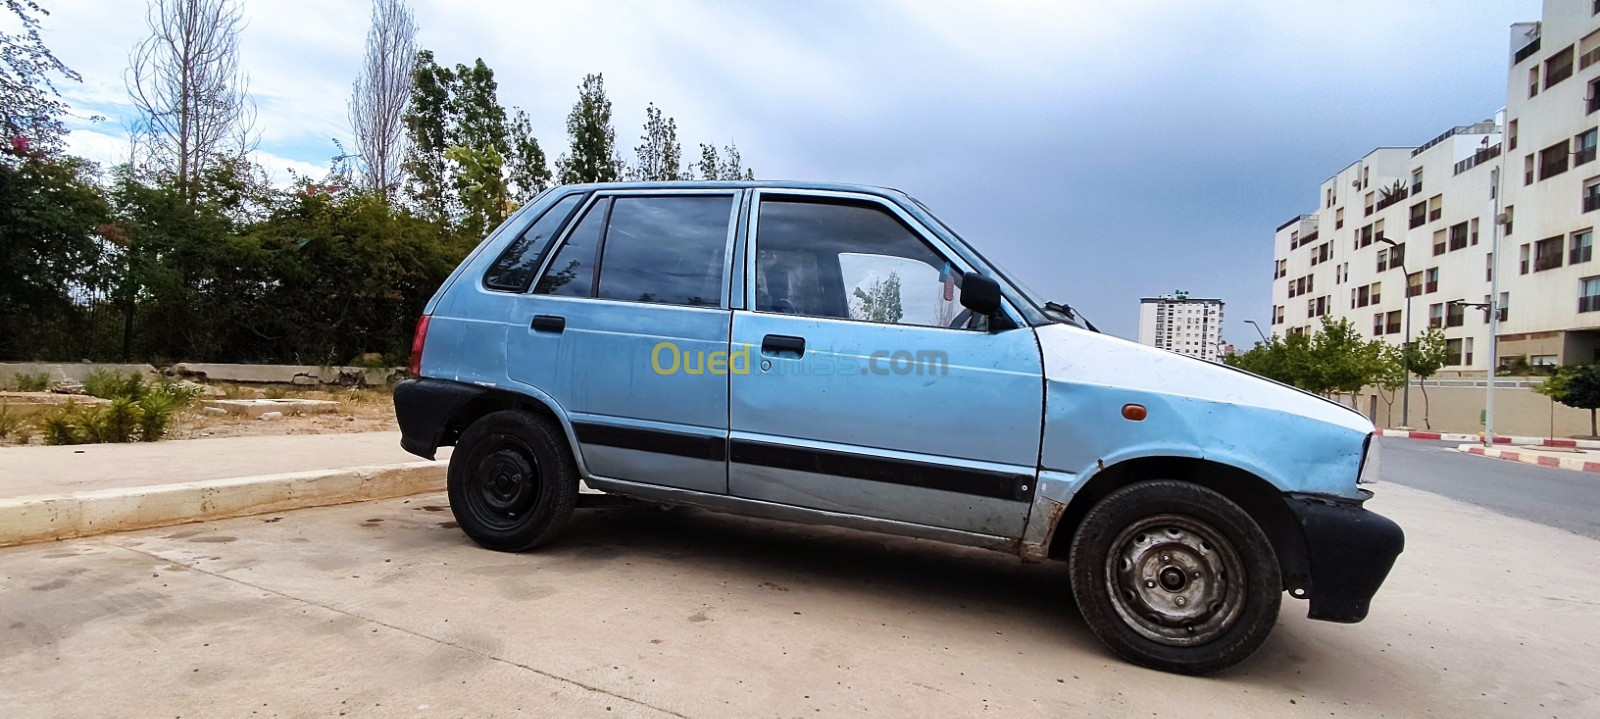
[{"xmin": 410, "ymin": 315, "xmax": 431, "ymax": 376}]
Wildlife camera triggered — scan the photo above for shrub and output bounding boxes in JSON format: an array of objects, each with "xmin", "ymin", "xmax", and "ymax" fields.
[
  {"xmin": 11, "ymin": 372, "xmax": 50, "ymax": 391},
  {"xmin": 83, "ymin": 369, "xmax": 147, "ymax": 400},
  {"xmin": 36, "ymin": 378, "xmax": 202, "ymax": 444},
  {"xmin": 38, "ymin": 406, "xmax": 83, "ymax": 446}
]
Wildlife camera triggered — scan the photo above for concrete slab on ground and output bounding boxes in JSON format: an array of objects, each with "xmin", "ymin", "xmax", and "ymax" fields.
[
  {"xmin": 0, "ymin": 431, "xmax": 430, "ymax": 497},
  {"xmin": 0, "ymin": 483, "xmax": 1592, "ymax": 717},
  {"xmin": 201, "ymin": 398, "xmax": 340, "ymax": 418}
]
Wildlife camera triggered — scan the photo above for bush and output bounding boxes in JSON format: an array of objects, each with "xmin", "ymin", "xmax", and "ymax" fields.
[
  {"xmin": 36, "ymin": 376, "xmax": 202, "ymax": 444},
  {"xmin": 11, "ymin": 372, "xmax": 49, "ymax": 391},
  {"xmin": 83, "ymin": 369, "xmax": 147, "ymax": 400}
]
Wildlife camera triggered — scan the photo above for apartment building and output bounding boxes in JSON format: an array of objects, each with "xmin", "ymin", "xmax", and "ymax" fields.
[
  {"xmin": 1270, "ymin": 0, "xmax": 1600, "ymax": 374},
  {"xmin": 1137, "ymin": 294, "xmax": 1225, "ymax": 363}
]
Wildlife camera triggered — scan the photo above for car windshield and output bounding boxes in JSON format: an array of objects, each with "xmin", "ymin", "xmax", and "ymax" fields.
[{"xmin": 909, "ymin": 198, "xmax": 1087, "ymax": 329}]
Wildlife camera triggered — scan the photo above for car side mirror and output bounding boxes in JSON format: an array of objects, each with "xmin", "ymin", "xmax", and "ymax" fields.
[{"xmin": 959, "ymin": 271, "xmax": 1002, "ymax": 317}]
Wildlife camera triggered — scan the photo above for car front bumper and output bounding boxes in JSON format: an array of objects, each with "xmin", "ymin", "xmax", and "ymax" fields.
[{"xmin": 1286, "ymin": 492, "xmax": 1405, "ymax": 623}]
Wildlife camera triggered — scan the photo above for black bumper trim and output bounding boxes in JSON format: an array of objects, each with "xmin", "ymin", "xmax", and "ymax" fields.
[
  {"xmin": 1286, "ymin": 494, "xmax": 1405, "ymax": 623},
  {"xmin": 393, "ymin": 378, "xmax": 489, "ymax": 460}
]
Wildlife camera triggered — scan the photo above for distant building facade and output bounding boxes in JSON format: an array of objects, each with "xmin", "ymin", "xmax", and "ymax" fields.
[
  {"xmin": 1269, "ymin": 0, "xmax": 1600, "ymax": 374},
  {"xmin": 1138, "ymin": 294, "xmax": 1225, "ymax": 362}
]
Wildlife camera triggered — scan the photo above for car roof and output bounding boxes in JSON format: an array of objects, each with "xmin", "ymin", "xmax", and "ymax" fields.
[{"xmin": 554, "ymin": 180, "xmax": 911, "ymax": 198}]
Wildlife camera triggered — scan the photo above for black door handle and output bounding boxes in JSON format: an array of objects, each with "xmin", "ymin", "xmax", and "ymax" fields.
[
  {"xmin": 761, "ymin": 334, "xmax": 805, "ymax": 357},
  {"xmin": 531, "ymin": 315, "xmax": 565, "ymax": 333}
]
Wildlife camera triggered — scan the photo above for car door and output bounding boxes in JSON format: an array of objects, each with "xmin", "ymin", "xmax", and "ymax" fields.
[
  {"xmin": 508, "ymin": 190, "xmax": 740, "ymax": 494},
  {"xmin": 728, "ymin": 190, "xmax": 1044, "ymax": 537}
]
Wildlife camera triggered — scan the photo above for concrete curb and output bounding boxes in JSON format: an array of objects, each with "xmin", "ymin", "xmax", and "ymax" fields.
[
  {"xmin": 0, "ymin": 461, "xmax": 445, "ymax": 548},
  {"xmin": 1378, "ymin": 428, "xmax": 1600, "ymax": 449},
  {"xmin": 1454, "ymin": 444, "xmax": 1600, "ymax": 473}
]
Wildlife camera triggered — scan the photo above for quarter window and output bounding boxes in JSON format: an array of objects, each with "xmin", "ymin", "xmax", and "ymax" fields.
[
  {"xmin": 484, "ymin": 194, "xmax": 585, "ymax": 292},
  {"xmin": 535, "ymin": 198, "xmax": 609, "ymax": 297},
  {"xmin": 596, "ymin": 195, "xmax": 734, "ymax": 307},
  {"xmin": 755, "ymin": 198, "xmax": 968, "ymax": 329}
]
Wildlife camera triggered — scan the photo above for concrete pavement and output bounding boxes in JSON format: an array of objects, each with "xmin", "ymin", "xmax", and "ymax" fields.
[
  {"xmin": 1, "ymin": 482, "xmax": 1595, "ymax": 718},
  {"xmin": 1380, "ymin": 437, "xmax": 1600, "ymax": 539}
]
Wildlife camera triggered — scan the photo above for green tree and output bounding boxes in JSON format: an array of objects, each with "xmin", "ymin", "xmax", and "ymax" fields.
[
  {"xmin": 630, "ymin": 102, "xmax": 681, "ymax": 181},
  {"xmin": 1404, "ymin": 328, "xmax": 1448, "ymax": 430},
  {"xmin": 0, "ymin": 153, "xmax": 113, "ymax": 359},
  {"xmin": 1308, "ymin": 316, "xmax": 1381, "ymax": 395},
  {"xmin": 504, "ymin": 108, "xmax": 551, "ymax": 202},
  {"xmin": 693, "ymin": 141, "xmax": 755, "ymax": 180},
  {"xmin": 401, "ymin": 49, "xmax": 455, "ymax": 221},
  {"xmin": 851, "ymin": 273, "xmax": 903, "ymax": 324},
  {"xmin": 1373, "ymin": 342, "xmax": 1407, "ymax": 427},
  {"xmin": 557, "ymin": 73, "xmax": 621, "ymax": 184},
  {"xmin": 1536, "ymin": 364, "xmax": 1600, "ymax": 437},
  {"xmin": 445, "ymin": 143, "xmax": 508, "ymax": 239}
]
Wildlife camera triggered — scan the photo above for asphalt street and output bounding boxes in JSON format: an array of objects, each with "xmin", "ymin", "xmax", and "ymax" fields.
[{"xmin": 1377, "ymin": 437, "xmax": 1600, "ymax": 539}]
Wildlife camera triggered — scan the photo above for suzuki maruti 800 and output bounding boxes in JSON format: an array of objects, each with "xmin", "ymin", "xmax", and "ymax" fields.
[{"xmin": 394, "ymin": 181, "xmax": 1404, "ymax": 674}]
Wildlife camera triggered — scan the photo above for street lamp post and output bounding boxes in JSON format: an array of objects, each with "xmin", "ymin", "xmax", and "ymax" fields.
[
  {"xmin": 1377, "ymin": 235, "xmax": 1412, "ymax": 428},
  {"xmin": 1243, "ymin": 319, "xmax": 1268, "ymax": 343}
]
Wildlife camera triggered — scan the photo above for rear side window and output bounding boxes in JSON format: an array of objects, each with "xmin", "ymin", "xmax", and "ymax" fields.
[
  {"xmin": 597, "ymin": 195, "xmax": 734, "ymax": 307},
  {"xmin": 483, "ymin": 193, "xmax": 584, "ymax": 291},
  {"xmin": 535, "ymin": 198, "xmax": 609, "ymax": 297}
]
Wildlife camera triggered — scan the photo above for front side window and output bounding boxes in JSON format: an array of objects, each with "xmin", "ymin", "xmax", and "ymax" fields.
[
  {"xmin": 535, "ymin": 198, "xmax": 609, "ymax": 297},
  {"xmin": 755, "ymin": 198, "xmax": 968, "ymax": 329},
  {"xmin": 484, "ymin": 193, "xmax": 585, "ymax": 291},
  {"xmin": 596, "ymin": 195, "xmax": 734, "ymax": 307}
]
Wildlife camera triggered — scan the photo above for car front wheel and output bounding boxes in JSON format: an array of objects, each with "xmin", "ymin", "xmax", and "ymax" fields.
[{"xmin": 1068, "ymin": 480, "xmax": 1282, "ymax": 674}]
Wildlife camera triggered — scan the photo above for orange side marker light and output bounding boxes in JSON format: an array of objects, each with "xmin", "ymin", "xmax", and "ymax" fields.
[{"xmin": 1122, "ymin": 404, "xmax": 1147, "ymax": 421}]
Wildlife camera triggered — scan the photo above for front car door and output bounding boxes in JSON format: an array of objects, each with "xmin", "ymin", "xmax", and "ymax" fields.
[
  {"xmin": 509, "ymin": 190, "xmax": 740, "ymax": 494},
  {"xmin": 728, "ymin": 189, "xmax": 1044, "ymax": 538}
]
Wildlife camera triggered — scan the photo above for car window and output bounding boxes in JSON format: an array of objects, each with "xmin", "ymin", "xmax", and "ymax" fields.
[
  {"xmin": 484, "ymin": 193, "xmax": 584, "ymax": 291},
  {"xmin": 597, "ymin": 195, "xmax": 734, "ymax": 307},
  {"xmin": 755, "ymin": 198, "xmax": 968, "ymax": 328},
  {"xmin": 535, "ymin": 198, "xmax": 609, "ymax": 297}
]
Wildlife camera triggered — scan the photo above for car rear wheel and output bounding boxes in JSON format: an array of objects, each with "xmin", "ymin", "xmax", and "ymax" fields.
[
  {"xmin": 447, "ymin": 410, "xmax": 578, "ymax": 552},
  {"xmin": 1068, "ymin": 480, "xmax": 1281, "ymax": 675}
]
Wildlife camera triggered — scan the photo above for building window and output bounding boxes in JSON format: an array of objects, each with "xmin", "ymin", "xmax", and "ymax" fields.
[
  {"xmin": 1509, "ymin": 119, "xmax": 1519, "ymax": 150},
  {"xmin": 1370, "ymin": 281, "xmax": 1381, "ymax": 304},
  {"xmin": 1585, "ymin": 29, "xmax": 1600, "ymax": 69},
  {"xmin": 1375, "ymin": 248, "xmax": 1389, "ymax": 273},
  {"xmin": 1470, "ymin": 217, "xmax": 1480, "ymax": 245},
  {"xmin": 1407, "ymin": 271, "xmax": 1423, "ymax": 297},
  {"xmin": 1574, "ymin": 230, "xmax": 1594, "ymax": 265},
  {"xmin": 1364, "ymin": 192, "xmax": 1375, "ymax": 216},
  {"xmin": 1582, "ymin": 277, "xmax": 1600, "ymax": 313},
  {"xmin": 1547, "ymin": 45, "xmax": 1575, "ymax": 89},
  {"xmin": 1335, "ymin": 207, "xmax": 1345, "ymax": 229},
  {"xmin": 1449, "ymin": 222, "xmax": 1469, "ymax": 251},
  {"xmin": 1428, "ymin": 194, "xmax": 1442, "ymax": 222},
  {"xmin": 1386, "ymin": 310, "xmax": 1402, "ymax": 335},
  {"xmin": 1505, "ymin": 205, "xmax": 1515, "ymax": 235},
  {"xmin": 1275, "ymin": 258, "xmax": 1287, "ymax": 279},
  {"xmin": 1591, "ymin": 78, "xmax": 1600, "ymax": 115},
  {"xmin": 1586, "ymin": 178, "xmax": 1600, "ymax": 213},
  {"xmin": 1541, "ymin": 141, "xmax": 1571, "ymax": 180},
  {"xmin": 1373, "ymin": 313, "xmax": 1384, "ymax": 336},
  {"xmin": 1530, "ymin": 66, "xmax": 1540, "ymax": 98},
  {"xmin": 1433, "ymin": 228, "xmax": 1447, "ymax": 256},
  {"xmin": 1445, "ymin": 339, "xmax": 1464, "ymax": 366},
  {"xmin": 1487, "ymin": 252, "xmax": 1495, "ymax": 282},
  {"xmin": 1519, "ymin": 243, "xmax": 1530, "ymax": 274},
  {"xmin": 1429, "ymin": 303, "xmax": 1444, "ymax": 328},
  {"xmin": 1526, "ymin": 154, "xmax": 1537, "ymax": 185},
  {"xmin": 1424, "ymin": 267, "xmax": 1439, "ymax": 293},
  {"xmin": 1500, "ymin": 292, "xmax": 1510, "ymax": 322},
  {"xmin": 1446, "ymin": 303, "xmax": 1465, "ymax": 328},
  {"xmin": 1578, "ymin": 129, "xmax": 1599, "ymax": 166},
  {"xmin": 1359, "ymin": 224, "xmax": 1374, "ymax": 248},
  {"xmin": 1536, "ymin": 236, "xmax": 1565, "ymax": 271},
  {"xmin": 1411, "ymin": 168, "xmax": 1423, "ymax": 195}
]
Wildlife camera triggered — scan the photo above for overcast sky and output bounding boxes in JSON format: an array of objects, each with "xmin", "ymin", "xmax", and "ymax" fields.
[{"xmin": 39, "ymin": 0, "xmax": 1543, "ymax": 339}]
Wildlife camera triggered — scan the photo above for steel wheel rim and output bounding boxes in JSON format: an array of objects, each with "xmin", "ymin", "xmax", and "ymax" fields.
[
  {"xmin": 1104, "ymin": 513, "xmax": 1247, "ymax": 647},
  {"xmin": 466, "ymin": 434, "xmax": 542, "ymax": 530}
]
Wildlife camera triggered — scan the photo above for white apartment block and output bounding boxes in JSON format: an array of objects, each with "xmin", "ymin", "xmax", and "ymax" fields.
[
  {"xmin": 1271, "ymin": 0, "xmax": 1600, "ymax": 375},
  {"xmin": 1138, "ymin": 294, "xmax": 1225, "ymax": 362}
]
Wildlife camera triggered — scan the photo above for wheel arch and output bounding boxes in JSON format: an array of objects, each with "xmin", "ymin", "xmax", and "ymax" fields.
[
  {"xmin": 1045, "ymin": 456, "xmax": 1310, "ymax": 596},
  {"xmin": 438, "ymin": 385, "xmax": 589, "ymax": 477}
]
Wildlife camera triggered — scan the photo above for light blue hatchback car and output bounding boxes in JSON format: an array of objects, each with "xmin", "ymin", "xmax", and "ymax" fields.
[{"xmin": 395, "ymin": 181, "xmax": 1403, "ymax": 674}]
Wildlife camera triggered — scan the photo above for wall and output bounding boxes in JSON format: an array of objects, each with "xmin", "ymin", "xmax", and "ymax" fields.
[{"xmin": 1346, "ymin": 376, "xmax": 1598, "ymax": 437}]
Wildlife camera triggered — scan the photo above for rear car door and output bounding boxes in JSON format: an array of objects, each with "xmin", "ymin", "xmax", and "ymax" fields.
[
  {"xmin": 727, "ymin": 190, "xmax": 1044, "ymax": 537},
  {"xmin": 509, "ymin": 190, "xmax": 740, "ymax": 494}
]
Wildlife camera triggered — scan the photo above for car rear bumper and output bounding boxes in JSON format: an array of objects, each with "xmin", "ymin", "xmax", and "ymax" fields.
[
  {"xmin": 393, "ymin": 377, "xmax": 487, "ymax": 460},
  {"xmin": 1286, "ymin": 493, "xmax": 1405, "ymax": 623}
]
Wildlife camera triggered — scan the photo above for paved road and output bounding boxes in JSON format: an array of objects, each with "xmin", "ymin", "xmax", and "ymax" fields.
[
  {"xmin": 1378, "ymin": 437, "xmax": 1600, "ymax": 539},
  {"xmin": 2, "ymin": 483, "xmax": 1597, "ymax": 717}
]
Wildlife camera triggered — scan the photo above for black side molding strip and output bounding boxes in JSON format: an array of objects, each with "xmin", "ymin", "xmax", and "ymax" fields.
[
  {"xmin": 572, "ymin": 421, "xmax": 728, "ymax": 462},
  {"xmin": 730, "ymin": 439, "xmax": 1034, "ymax": 503}
]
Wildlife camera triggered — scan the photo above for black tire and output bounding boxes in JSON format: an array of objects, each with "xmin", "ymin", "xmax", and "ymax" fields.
[
  {"xmin": 447, "ymin": 410, "xmax": 578, "ymax": 552},
  {"xmin": 1068, "ymin": 481, "xmax": 1281, "ymax": 675}
]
